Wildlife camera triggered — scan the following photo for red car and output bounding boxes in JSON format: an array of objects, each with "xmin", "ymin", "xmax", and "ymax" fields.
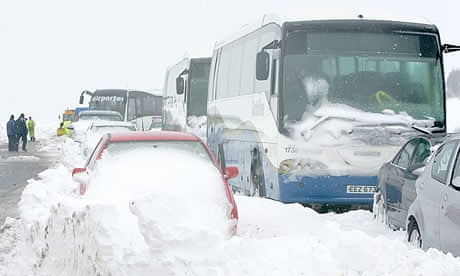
[{"xmin": 72, "ymin": 131, "xmax": 239, "ymax": 229}]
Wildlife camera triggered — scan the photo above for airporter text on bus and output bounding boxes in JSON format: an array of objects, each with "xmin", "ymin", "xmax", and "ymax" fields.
[{"xmin": 206, "ymin": 12, "xmax": 460, "ymax": 209}]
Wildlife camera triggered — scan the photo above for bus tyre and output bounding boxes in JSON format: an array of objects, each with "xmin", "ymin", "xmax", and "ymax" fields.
[
  {"xmin": 372, "ymin": 191, "xmax": 387, "ymax": 224},
  {"xmin": 250, "ymin": 149, "xmax": 263, "ymax": 197},
  {"xmin": 407, "ymin": 219, "xmax": 422, "ymax": 249},
  {"xmin": 250, "ymin": 171, "xmax": 261, "ymax": 197}
]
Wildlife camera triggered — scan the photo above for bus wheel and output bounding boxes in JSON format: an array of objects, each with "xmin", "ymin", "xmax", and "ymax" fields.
[{"xmin": 250, "ymin": 148, "xmax": 263, "ymax": 197}]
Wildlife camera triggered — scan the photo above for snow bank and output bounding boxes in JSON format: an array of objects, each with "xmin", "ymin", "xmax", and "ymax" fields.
[{"xmin": 2, "ymin": 140, "xmax": 236, "ymax": 275}]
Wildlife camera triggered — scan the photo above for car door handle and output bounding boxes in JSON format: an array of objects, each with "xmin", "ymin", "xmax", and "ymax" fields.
[{"xmin": 442, "ymin": 194, "xmax": 448, "ymax": 215}]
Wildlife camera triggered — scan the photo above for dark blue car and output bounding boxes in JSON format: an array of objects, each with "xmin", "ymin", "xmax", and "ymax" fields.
[{"xmin": 373, "ymin": 134, "xmax": 445, "ymax": 230}]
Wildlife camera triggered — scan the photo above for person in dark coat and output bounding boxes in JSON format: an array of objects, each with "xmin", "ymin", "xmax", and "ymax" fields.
[
  {"xmin": 6, "ymin": 114, "xmax": 16, "ymax": 152},
  {"xmin": 15, "ymin": 113, "xmax": 28, "ymax": 152}
]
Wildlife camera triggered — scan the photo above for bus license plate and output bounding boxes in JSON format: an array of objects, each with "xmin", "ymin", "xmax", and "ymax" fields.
[{"xmin": 346, "ymin": 185, "xmax": 376, "ymax": 194}]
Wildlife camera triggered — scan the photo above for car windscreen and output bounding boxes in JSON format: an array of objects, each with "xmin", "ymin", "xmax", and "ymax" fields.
[
  {"xmin": 93, "ymin": 126, "xmax": 136, "ymax": 133},
  {"xmin": 79, "ymin": 114, "xmax": 123, "ymax": 121},
  {"xmin": 104, "ymin": 140, "xmax": 213, "ymax": 163}
]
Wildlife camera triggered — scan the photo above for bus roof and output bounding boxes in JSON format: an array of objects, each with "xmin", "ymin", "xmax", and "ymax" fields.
[
  {"xmin": 165, "ymin": 55, "xmax": 211, "ymax": 72},
  {"xmin": 91, "ymin": 88, "xmax": 162, "ymax": 97},
  {"xmin": 214, "ymin": 10, "xmax": 436, "ymax": 49}
]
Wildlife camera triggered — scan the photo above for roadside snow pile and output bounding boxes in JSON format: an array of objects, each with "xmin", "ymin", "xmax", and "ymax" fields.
[{"xmin": 2, "ymin": 145, "xmax": 236, "ymax": 275}]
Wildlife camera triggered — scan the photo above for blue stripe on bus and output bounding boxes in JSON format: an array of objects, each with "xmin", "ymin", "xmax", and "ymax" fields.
[{"xmin": 278, "ymin": 174, "xmax": 377, "ymax": 205}]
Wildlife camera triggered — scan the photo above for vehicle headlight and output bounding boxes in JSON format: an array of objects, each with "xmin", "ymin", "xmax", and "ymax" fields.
[{"xmin": 278, "ymin": 159, "xmax": 327, "ymax": 174}]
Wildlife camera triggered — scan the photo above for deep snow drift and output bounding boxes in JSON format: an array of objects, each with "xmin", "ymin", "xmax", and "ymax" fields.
[{"xmin": 1, "ymin": 99, "xmax": 460, "ymax": 274}]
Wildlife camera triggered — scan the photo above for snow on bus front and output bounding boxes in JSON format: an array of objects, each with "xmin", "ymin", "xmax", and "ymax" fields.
[{"xmin": 278, "ymin": 103, "xmax": 437, "ymax": 206}]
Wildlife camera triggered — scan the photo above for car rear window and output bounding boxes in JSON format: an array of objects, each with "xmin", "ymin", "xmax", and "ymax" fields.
[
  {"xmin": 104, "ymin": 140, "xmax": 213, "ymax": 163},
  {"xmin": 93, "ymin": 126, "xmax": 136, "ymax": 133}
]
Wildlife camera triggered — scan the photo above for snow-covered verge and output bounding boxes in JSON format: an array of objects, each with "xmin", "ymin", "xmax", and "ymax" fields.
[{"xmin": 1, "ymin": 97, "xmax": 460, "ymax": 275}]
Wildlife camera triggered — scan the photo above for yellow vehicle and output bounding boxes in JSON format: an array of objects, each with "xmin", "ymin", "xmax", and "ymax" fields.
[
  {"xmin": 57, "ymin": 109, "xmax": 75, "ymax": 136},
  {"xmin": 62, "ymin": 109, "xmax": 76, "ymax": 122}
]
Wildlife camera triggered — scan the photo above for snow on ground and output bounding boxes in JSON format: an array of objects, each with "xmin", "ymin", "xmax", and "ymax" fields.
[{"xmin": 1, "ymin": 99, "xmax": 460, "ymax": 275}]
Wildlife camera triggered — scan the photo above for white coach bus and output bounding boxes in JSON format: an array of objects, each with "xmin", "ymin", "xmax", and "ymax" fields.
[
  {"xmin": 206, "ymin": 12, "xmax": 459, "ymax": 209},
  {"xmin": 163, "ymin": 56, "xmax": 211, "ymax": 138},
  {"xmin": 79, "ymin": 89, "xmax": 163, "ymax": 131}
]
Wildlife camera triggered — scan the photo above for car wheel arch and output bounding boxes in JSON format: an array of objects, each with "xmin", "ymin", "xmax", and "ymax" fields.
[
  {"xmin": 407, "ymin": 216, "xmax": 421, "ymax": 244},
  {"xmin": 406, "ymin": 200, "xmax": 426, "ymax": 248}
]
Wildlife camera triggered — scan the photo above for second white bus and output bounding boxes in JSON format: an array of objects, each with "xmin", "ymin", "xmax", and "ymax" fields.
[{"xmin": 79, "ymin": 89, "xmax": 163, "ymax": 131}]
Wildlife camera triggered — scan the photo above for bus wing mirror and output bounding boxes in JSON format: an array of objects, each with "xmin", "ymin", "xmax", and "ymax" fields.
[
  {"xmin": 442, "ymin": 44, "xmax": 460, "ymax": 53},
  {"xmin": 176, "ymin": 77, "xmax": 185, "ymax": 95},
  {"xmin": 256, "ymin": 51, "xmax": 270, "ymax": 81},
  {"xmin": 79, "ymin": 95, "xmax": 84, "ymax": 104}
]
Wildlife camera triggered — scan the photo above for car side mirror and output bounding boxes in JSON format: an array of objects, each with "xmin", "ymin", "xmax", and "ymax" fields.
[
  {"xmin": 176, "ymin": 77, "xmax": 185, "ymax": 95},
  {"xmin": 452, "ymin": 176, "xmax": 460, "ymax": 189},
  {"xmin": 83, "ymin": 147, "xmax": 90, "ymax": 157},
  {"xmin": 72, "ymin": 167, "xmax": 86, "ymax": 176},
  {"xmin": 256, "ymin": 51, "xmax": 270, "ymax": 80},
  {"xmin": 224, "ymin": 166, "xmax": 239, "ymax": 179},
  {"xmin": 407, "ymin": 163, "xmax": 425, "ymax": 176},
  {"xmin": 72, "ymin": 167, "xmax": 89, "ymax": 184}
]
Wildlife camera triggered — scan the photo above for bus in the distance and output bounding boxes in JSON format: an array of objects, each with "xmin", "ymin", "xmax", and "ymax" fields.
[
  {"xmin": 206, "ymin": 12, "xmax": 459, "ymax": 210},
  {"xmin": 163, "ymin": 57, "xmax": 211, "ymax": 138},
  {"xmin": 79, "ymin": 89, "xmax": 163, "ymax": 131}
]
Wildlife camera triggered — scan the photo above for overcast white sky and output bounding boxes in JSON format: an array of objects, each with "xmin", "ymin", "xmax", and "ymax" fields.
[{"xmin": 0, "ymin": 0, "xmax": 459, "ymax": 121}]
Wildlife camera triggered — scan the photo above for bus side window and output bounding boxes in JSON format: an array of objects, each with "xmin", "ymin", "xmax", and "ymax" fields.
[{"xmin": 127, "ymin": 97, "xmax": 136, "ymax": 121}]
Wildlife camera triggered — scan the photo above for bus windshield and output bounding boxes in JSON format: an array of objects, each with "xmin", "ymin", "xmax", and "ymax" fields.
[
  {"xmin": 90, "ymin": 91, "xmax": 127, "ymax": 118},
  {"xmin": 281, "ymin": 29, "xmax": 445, "ymax": 133}
]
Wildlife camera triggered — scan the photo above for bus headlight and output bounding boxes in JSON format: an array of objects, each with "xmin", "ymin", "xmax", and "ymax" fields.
[{"xmin": 278, "ymin": 159, "xmax": 327, "ymax": 174}]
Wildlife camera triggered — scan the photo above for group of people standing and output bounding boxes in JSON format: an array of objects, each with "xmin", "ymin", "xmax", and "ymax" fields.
[{"xmin": 6, "ymin": 113, "xmax": 36, "ymax": 152}]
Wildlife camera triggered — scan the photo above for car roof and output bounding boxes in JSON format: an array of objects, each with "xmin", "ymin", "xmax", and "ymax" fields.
[
  {"xmin": 437, "ymin": 133, "xmax": 460, "ymax": 144},
  {"xmin": 107, "ymin": 131, "xmax": 201, "ymax": 142},
  {"xmin": 90, "ymin": 120, "xmax": 135, "ymax": 127}
]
